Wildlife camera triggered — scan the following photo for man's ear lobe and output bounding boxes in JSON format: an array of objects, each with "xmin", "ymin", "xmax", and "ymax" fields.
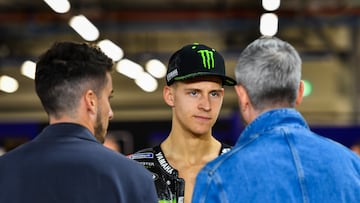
[
  {"xmin": 234, "ymin": 85, "xmax": 248, "ymax": 100},
  {"xmin": 85, "ymin": 90, "xmax": 97, "ymax": 113},
  {"xmin": 234, "ymin": 85, "xmax": 249, "ymax": 109},
  {"xmin": 295, "ymin": 80, "xmax": 304, "ymax": 106},
  {"xmin": 234, "ymin": 85, "xmax": 242, "ymax": 98},
  {"xmin": 163, "ymin": 86, "xmax": 175, "ymax": 107}
]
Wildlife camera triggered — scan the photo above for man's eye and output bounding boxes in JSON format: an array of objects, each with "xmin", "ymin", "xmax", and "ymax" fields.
[
  {"xmin": 189, "ymin": 91, "xmax": 198, "ymax": 96},
  {"xmin": 210, "ymin": 92, "xmax": 219, "ymax": 97}
]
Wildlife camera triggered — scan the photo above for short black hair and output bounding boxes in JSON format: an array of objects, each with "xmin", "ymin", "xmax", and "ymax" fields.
[{"xmin": 35, "ymin": 41, "xmax": 113, "ymax": 118}]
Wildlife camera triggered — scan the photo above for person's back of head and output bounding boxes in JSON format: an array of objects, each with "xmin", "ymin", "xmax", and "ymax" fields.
[
  {"xmin": 35, "ymin": 42, "xmax": 113, "ymax": 119},
  {"xmin": 235, "ymin": 36, "xmax": 302, "ymax": 112}
]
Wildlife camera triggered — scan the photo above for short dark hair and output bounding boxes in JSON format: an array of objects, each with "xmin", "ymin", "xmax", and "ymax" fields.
[{"xmin": 35, "ymin": 41, "xmax": 113, "ymax": 118}]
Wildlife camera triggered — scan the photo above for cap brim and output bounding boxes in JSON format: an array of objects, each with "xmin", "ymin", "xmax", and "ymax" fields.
[{"xmin": 174, "ymin": 72, "xmax": 236, "ymax": 86}]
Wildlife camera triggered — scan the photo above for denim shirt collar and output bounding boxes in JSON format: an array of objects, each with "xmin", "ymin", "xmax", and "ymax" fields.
[{"xmin": 236, "ymin": 108, "xmax": 309, "ymax": 147}]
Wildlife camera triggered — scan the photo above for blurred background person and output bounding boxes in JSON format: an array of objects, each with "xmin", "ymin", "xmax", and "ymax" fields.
[{"xmin": 104, "ymin": 133, "xmax": 121, "ymax": 153}]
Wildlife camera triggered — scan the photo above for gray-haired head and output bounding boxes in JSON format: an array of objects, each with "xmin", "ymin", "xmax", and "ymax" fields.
[{"xmin": 234, "ymin": 36, "xmax": 302, "ymax": 111}]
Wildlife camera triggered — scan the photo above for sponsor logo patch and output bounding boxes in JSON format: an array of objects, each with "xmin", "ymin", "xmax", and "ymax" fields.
[
  {"xmin": 156, "ymin": 151, "xmax": 174, "ymax": 174},
  {"xmin": 197, "ymin": 49, "xmax": 215, "ymax": 69},
  {"xmin": 128, "ymin": 152, "xmax": 154, "ymax": 160}
]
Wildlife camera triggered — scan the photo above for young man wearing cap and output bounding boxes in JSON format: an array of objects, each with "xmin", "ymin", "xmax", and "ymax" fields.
[{"xmin": 129, "ymin": 43, "xmax": 236, "ymax": 203}]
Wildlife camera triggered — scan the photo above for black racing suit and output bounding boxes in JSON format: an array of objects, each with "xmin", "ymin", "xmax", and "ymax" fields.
[{"xmin": 128, "ymin": 143, "xmax": 231, "ymax": 203}]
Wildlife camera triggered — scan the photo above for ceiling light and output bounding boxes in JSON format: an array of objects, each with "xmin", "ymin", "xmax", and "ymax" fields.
[
  {"xmin": 97, "ymin": 39, "xmax": 124, "ymax": 62},
  {"xmin": 262, "ymin": 0, "xmax": 281, "ymax": 11},
  {"xmin": 21, "ymin": 60, "xmax": 36, "ymax": 80},
  {"xmin": 43, "ymin": 0, "xmax": 71, "ymax": 14},
  {"xmin": 145, "ymin": 59, "xmax": 167, "ymax": 79},
  {"xmin": 260, "ymin": 13, "xmax": 278, "ymax": 37},
  {"xmin": 69, "ymin": 15, "xmax": 99, "ymax": 41},
  {"xmin": 0, "ymin": 75, "xmax": 19, "ymax": 93},
  {"xmin": 116, "ymin": 59, "xmax": 144, "ymax": 79},
  {"xmin": 135, "ymin": 72, "xmax": 158, "ymax": 92}
]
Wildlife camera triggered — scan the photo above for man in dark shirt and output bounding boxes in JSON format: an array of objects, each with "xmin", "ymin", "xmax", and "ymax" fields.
[
  {"xmin": 0, "ymin": 41, "xmax": 157, "ymax": 203},
  {"xmin": 130, "ymin": 43, "xmax": 235, "ymax": 203}
]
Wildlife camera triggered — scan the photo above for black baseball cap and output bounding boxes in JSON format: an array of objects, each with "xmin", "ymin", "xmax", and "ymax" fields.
[{"xmin": 166, "ymin": 43, "xmax": 236, "ymax": 86}]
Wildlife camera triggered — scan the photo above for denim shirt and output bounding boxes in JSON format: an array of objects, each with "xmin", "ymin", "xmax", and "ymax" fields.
[{"xmin": 192, "ymin": 108, "xmax": 360, "ymax": 203}]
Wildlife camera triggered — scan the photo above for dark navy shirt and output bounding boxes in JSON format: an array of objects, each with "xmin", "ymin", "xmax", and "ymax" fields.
[{"xmin": 0, "ymin": 123, "xmax": 158, "ymax": 203}]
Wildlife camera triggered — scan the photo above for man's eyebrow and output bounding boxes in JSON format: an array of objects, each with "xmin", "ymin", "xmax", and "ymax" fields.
[
  {"xmin": 183, "ymin": 88, "xmax": 223, "ymax": 92},
  {"xmin": 209, "ymin": 88, "xmax": 224, "ymax": 92},
  {"xmin": 184, "ymin": 87, "xmax": 200, "ymax": 91}
]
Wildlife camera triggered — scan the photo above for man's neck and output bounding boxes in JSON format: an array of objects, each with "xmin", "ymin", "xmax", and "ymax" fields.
[
  {"xmin": 49, "ymin": 114, "xmax": 94, "ymax": 136},
  {"xmin": 161, "ymin": 132, "xmax": 220, "ymax": 165}
]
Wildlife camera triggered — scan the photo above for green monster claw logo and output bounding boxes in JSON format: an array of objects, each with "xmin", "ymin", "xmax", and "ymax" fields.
[{"xmin": 197, "ymin": 50, "xmax": 215, "ymax": 69}]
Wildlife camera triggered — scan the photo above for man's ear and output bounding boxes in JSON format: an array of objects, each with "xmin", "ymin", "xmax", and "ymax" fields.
[
  {"xmin": 234, "ymin": 85, "xmax": 249, "ymax": 112},
  {"xmin": 84, "ymin": 90, "xmax": 97, "ymax": 114},
  {"xmin": 163, "ymin": 86, "xmax": 175, "ymax": 107},
  {"xmin": 295, "ymin": 80, "xmax": 304, "ymax": 106}
]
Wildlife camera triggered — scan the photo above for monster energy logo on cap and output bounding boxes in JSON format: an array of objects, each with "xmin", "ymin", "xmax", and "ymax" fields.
[{"xmin": 197, "ymin": 50, "xmax": 215, "ymax": 69}]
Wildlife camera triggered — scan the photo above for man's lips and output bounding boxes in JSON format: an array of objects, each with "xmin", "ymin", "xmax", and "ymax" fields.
[{"xmin": 194, "ymin": 115, "xmax": 211, "ymax": 121}]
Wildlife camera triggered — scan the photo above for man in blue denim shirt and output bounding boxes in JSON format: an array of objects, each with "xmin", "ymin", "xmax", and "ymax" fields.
[{"xmin": 192, "ymin": 37, "xmax": 360, "ymax": 203}]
